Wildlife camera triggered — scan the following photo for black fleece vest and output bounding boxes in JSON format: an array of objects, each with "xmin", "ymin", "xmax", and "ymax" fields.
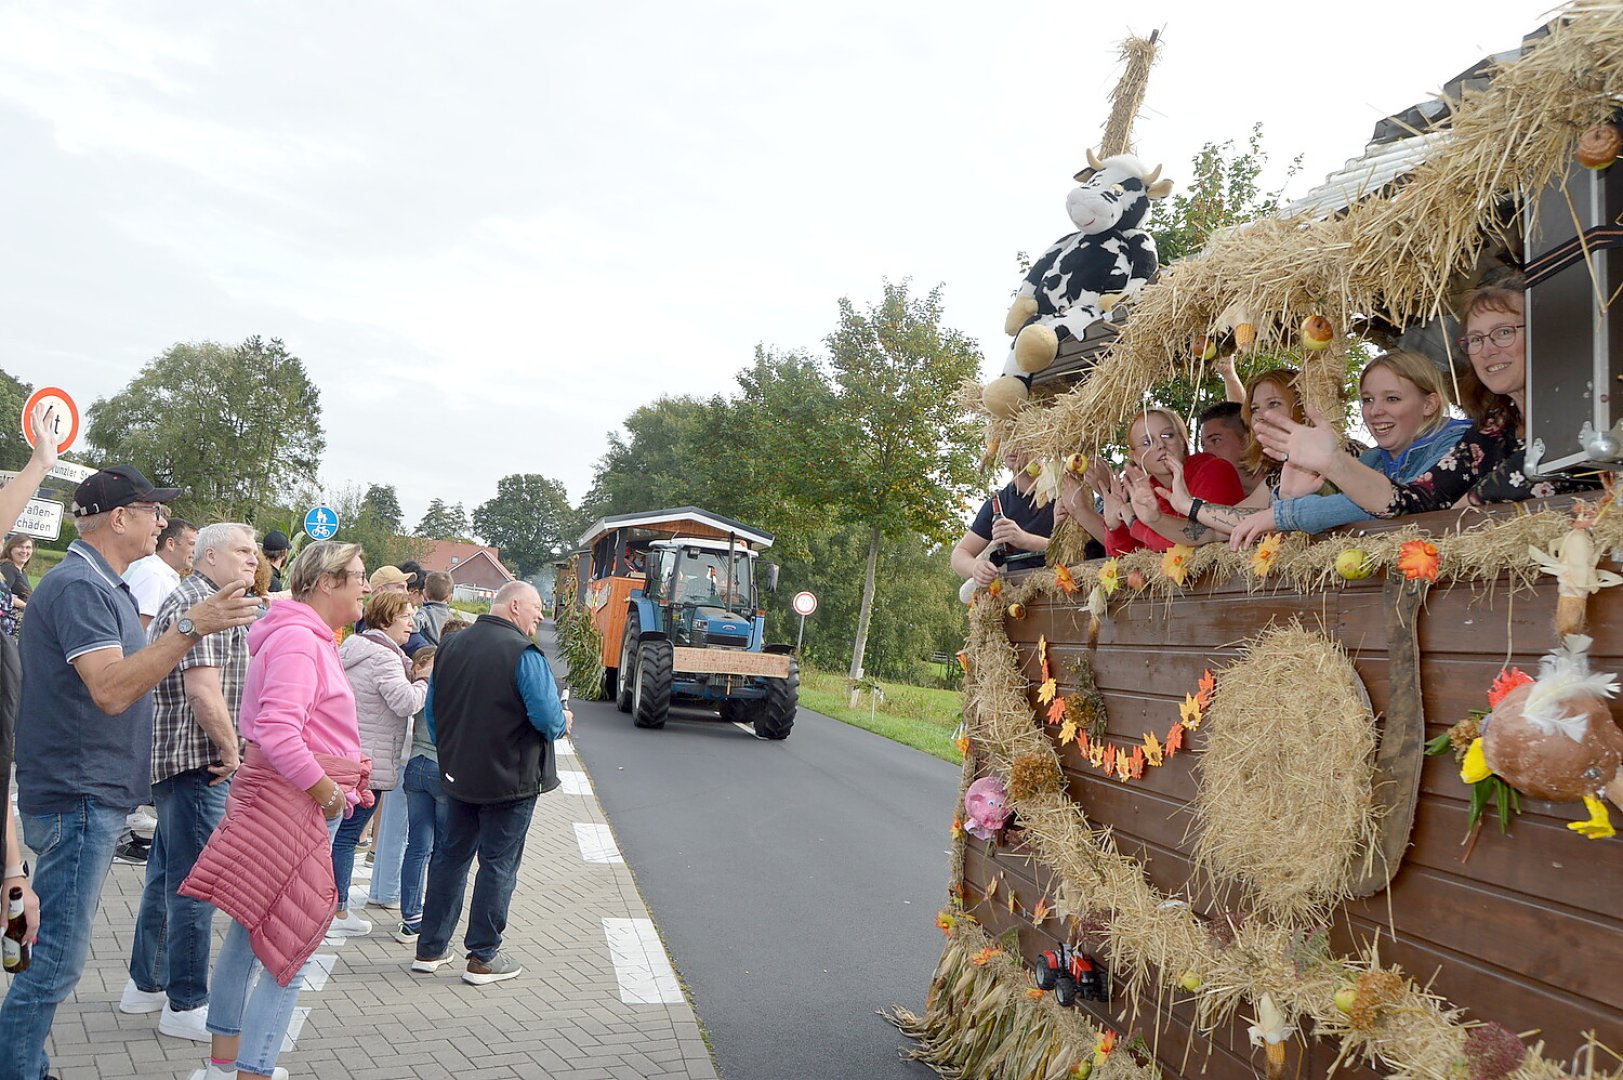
[{"xmin": 431, "ymin": 615, "xmax": 548, "ymax": 804}]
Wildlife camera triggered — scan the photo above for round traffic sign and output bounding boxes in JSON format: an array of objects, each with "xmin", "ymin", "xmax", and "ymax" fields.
[
  {"xmin": 792, "ymin": 590, "xmax": 818, "ymax": 616},
  {"xmin": 304, "ymin": 504, "xmax": 340, "ymax": 541},
  {"xmin": 22, "ymin": 387, "xmax": 79, "ymax": 453}
]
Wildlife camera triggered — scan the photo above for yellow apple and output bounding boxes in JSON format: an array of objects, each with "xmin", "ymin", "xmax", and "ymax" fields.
[
  {"xmin": 1333, "ymin": 987, "xmax": 1358, "ymax": 1015},
  {"xmin": 1302, "ymin": 315, "xmax": 1335, "ymax": 350},
  {"xmin": 1007, "ymin": 603, "xmax": 1027, "ymax": 620},
  {"xmin": 1179, "ymin": 971, "xmax": 1203, "ymax": 992},
  {"xmin": 1065, "ymin": 452, "xmax": 1089, "ymax": 476},
  {"xmin": 1335, "ymin": 549, "xmax": 1374, "ymax": 580},
  {"xmin": 1192, "ymin": 335, "xmax": 1218, "ymax": 361}
]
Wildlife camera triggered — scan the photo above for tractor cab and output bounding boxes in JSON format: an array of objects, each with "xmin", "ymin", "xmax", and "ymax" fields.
[{"xmin": 643, "ymin": 539, "xmax": 758, "ymax": 649}]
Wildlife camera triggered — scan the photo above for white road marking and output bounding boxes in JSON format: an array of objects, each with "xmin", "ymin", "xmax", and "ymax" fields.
[
  {"xmin": 574, "ymin": 822, "xmax": 623, "ymax": 864},
  {"xmin": 303, "ymin": 953, "xmax": 338, "ymax": 992},
  {"xmin": 558, "ymin": 770, "xmax": 591, "ymax": 795},
  {"xmin": 280, "ymin": 1007, "xmax": 310, "ymax": 1052},
  {"xmin": 731, "ymin": 722, "xmax": 758, "ymax": 737},
  {"xmin": 603, "ymin": 918, "xmax": 684, "ymax": 1004}
]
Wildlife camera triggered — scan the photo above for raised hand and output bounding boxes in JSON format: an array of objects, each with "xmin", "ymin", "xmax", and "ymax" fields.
[
  {"xmin": 1127, "ymin": 470, "xmax": 1162, "ymax": 524},
  {"xmin": 1227, "ymin": 505, "xmax": 1281, "ymax": 550},
  {"xmin": 1155, "ymin": 455, "xmax": 1195, "ymax": 517},
  {"xmin": 27, "ymin": 403, "xmax": 61, "ymax": 473},
  {"xmin": 1251, "ymin": 401, "xmax": 1343, "ymax": 476}
]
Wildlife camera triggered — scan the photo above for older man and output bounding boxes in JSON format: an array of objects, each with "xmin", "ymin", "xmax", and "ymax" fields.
[
  {"xmin": 411, "ymin": 581, "xmax": 571, "ymax": 986},
  {"xmin": 0, "ymin": 468, "xmax": 259, "ymax": 1080},
  {"xmin": 125, "ymin": 517, "xmax": 199, "ymax": 630},
  {"xmin": 120, "ymin": 524, "xmax": 260, "ymax": 1043}
]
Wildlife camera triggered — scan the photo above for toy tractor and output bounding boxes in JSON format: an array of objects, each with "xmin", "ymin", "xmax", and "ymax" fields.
[{"xmin": 1033, "ymin": 944, "xmax": 1109, "ymax": 1007}]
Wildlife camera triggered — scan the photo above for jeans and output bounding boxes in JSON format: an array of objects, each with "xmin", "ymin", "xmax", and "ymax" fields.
[
  {"xmin": 207, "ymin": 816, "xmax": 340, "ymax": 1076},
  {"xmin": 366, "ymin": 786, "xmax": 408, "ymax": 905},
  {"xmin": 330, "ymin": 792, "xmax": 379, "ymax": 911},
  {"xmin": 0, "ymin": 798, "xmax": 127, "ymax": 1080},
  {"xmin": 398, "ymin": 755, "xmax": 445, "ymax": 924},
  {"xmin": 416, "ymin": 794, "xmax": 536, "ymax": 963},
  {"xmin": 127, "ymin": 768, "xmax": 231, "ymax": 1010}
]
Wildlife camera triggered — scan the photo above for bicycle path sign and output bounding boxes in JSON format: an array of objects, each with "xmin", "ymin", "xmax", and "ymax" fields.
[{"xmin": 303, "ymin": 505, "xmax": 340, "ymax": 541}]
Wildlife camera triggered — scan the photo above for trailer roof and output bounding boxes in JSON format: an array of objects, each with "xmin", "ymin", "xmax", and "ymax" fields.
[{"xmin": 576, "ymin": 507, "xmax": 774, "ymax": 550}]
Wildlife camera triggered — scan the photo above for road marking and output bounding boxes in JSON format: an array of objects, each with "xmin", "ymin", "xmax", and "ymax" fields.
[
  {"xmin": 281, "ymin": 1007, "xmax": 310, "ymax": 1052},
  {"xmin": 574, "ymin": 822, "xmax": 623, "ymax": 863},
  {"xmin": 304, "ymin": 953, "xmax": 338, "ymax": 991},
  {"xmin": 731, "ymin": 722, "xmax": 766, "ymax": 739},
  {"xmin": 558, "ymin": 770, "xmax": 591, "ymax": 795},
  {"xmin": 555, "ymin": 736, "xmax": 575, "ymax": 756},
  {"xmin": 603, "ymin": 918, "xmax": 683, "ymax": 1004}
]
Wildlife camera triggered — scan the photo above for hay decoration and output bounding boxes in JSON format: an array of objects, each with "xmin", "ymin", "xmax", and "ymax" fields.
[
  {"xmin": 1098, "ymin": 34, "xmax": 1161, "ymax": 159},
  {"xmin": 1009, "ymin": 751, "xmax": 1065, "ymax": 802},
  {"xmin": 1190, "ymin": 623, "xmax": 1380, "ymax": 922}
]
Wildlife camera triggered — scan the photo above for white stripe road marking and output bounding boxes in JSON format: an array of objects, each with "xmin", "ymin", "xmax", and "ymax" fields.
[
  {"xmin": 280, "ymin": 1007, "xmax": 310, "ymax": 1053},
  {"xmin": 558, "ymin": 770, "xmax": 591, "ymax": 796},
  {"xmin": 555, "ymin": 737, "xmax": 576, "ymax": 757},
  {"xmin": 303, "ymin": 953, "xmax": 338, "ymax": 992},
  {"xmin": 573, "ymin": 822, "xmax": 623, "ymax": 863},
  {"xmin": 603, "ymin": 918, "xmax": 684, "ymax": 1004}
]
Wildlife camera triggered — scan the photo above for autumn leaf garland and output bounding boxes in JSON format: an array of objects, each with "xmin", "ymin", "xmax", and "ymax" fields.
[{"xmin": 1038, "ymin": 661, "xmax": 1213, "ymax": 783}]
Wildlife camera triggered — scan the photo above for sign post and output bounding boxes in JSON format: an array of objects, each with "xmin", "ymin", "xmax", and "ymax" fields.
[
  {"xmin": 791, "ymin": 590, "xmax": 818, "ymax": 653},
  {"xmin": 303, "ymin": 505, "xmax": 340, "ymax": 541}
]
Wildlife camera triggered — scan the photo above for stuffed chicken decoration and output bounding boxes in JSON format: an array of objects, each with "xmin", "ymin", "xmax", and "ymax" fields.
[
  {"xmin": 982, "ymin": 150, "xmax": 1174, "ymax": 418},
  {"xmin": 964, "ymin": 776, "xmax": 1013, "ymax": 840},
  {"xmin": 1466, "ymin": 635, "xmax": 1623, "ymax": 839}
]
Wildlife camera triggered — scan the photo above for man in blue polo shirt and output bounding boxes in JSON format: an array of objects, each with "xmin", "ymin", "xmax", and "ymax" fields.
[{"xmin": 0, "ymin": 466, "xmax": 259, "ymax": 1080}]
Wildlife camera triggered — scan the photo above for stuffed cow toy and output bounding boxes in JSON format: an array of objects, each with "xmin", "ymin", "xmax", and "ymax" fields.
[{"xmin": 983, "ymin": 150, "xmax": 1174, "ymax": 418}]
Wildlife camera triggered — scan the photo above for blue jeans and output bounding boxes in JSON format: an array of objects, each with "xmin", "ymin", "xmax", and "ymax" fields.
[
  {"xmin": 416, "ymin": 794, "xmax": 536, "ymax": 963},
  {"xmin": 127, "ymin": 768, "xmax": 231, "ymax": 1010},
  {"xmin": 207, "ymin": 816, "xmax": 340, "ymax": 1076},
  {"xmin": 366, "ymin": 786, "xmax": 408, "ymax": 905},
  {"xmin": 329, "ymin": 792, "xmax": 379, "ymax": 911},
  {"xmin": 0, "ymin": 798, "xmax": 127, "ymax": 1080},
  {"xmin": 398, "ymin": 755, "xmax": 445, "ymax": 924}
]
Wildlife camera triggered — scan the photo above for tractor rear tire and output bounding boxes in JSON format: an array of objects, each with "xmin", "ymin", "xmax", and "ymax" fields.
[
  {"xmin": 615, "ymin": 611, "xmax": 640, "ymax": 714},
  {"xmin": 751, "ymin": 659, "xmax": 798, "ymax": 741},
  {"xmin": 633, "ymin": 639, "xmax": 671, "ymax": 729}
]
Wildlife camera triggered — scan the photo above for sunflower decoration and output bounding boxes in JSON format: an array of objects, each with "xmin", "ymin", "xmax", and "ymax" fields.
[
  {"xmin": 1396, "ymin": 538, "xmax": 1440, "ymax": 582},
  {"xmin": 1162, "ymin": 543, "xmax": 1195, "ymax": 586},
  {"xmin": 1250, "ymin": 533, "xmax": 1283, "ymax": 578},
  {"xmin": 1096, "ymin": 558, "xmax": 1121, "ymax": 596}
]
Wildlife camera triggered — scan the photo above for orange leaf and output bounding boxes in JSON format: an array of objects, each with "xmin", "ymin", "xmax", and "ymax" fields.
[
  {"xmin": 1165, "ymin": 722, "xmax": 1185, "ymax": 757},
  {"xmin": 1046, "ymin": 697, "xmax": 1068, "ymax": 723},
  {"xmin": 1102, "ymin": 743, "xmax": 1117, "ymax": 774},
  {"xmin": 1196, "ymin": 669, "xmax": 1216, "ymax": 709},
  {"xmin": 1033, "ymin": 897, "xmax": 1053, "ymax": 923},
  {"xmin": 1130, "ymin": 745, "xmax": 1145, "ymax": 779},
  {"xmin": 1054, "ymin": 564, "xmax": 1079, "ymax": 595},
  {"xmin": 985, "ymin": 874, "xmax": 999, "ymax": 899},
  {"xmin": 1076, "ymin": 731, "xmax": 1090, "ymax": 758},
  {"xmin": 1397, "ymin": 538, "xmax": 1440, "ymax": 582},
  {"xmin": 1027, "ymin": 988, "xmax": 1047, "ymax": 1000}
]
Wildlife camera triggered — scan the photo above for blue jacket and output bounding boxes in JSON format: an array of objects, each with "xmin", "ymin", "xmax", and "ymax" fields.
[{"xmin": 1273, "ymin": 418, "xmax": 1472, "ymax": 535}]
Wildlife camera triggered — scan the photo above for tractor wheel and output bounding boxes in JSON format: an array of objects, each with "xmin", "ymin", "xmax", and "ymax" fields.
[
  {"xmin": 633, "ymin": 639, "xmax": 672, "ymax": 729},
  {"xmin": 1034, "ymin": 954, "xmax": 1059, "ymax": 991},
  {"xmin": 1053, "ymin": 974, "xmax": 1077, "ymax": 1007},
  {"xmin": 751, "ymin": 658, "xmax": 798, "ymax": 741},
  {"xmin": 615, "ymin": 611, "xmax": 640, "ymax": 714}
]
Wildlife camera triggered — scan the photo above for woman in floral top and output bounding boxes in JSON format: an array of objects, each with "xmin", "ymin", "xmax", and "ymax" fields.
[{"xmin": 1251, "ymin": 283, "xmax": 1598, "ymax": 515}]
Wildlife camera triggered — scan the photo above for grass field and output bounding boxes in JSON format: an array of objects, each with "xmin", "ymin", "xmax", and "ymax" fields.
[{"xmin": 799, "ymin": 666, "xmax": 963, "ymax": 764}]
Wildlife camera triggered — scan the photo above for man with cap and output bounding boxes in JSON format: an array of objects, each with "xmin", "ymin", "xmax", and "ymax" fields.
[
  {"xmin": 261, "ymin": 530, "xmax": 291, "ymax": 593},
  {"xmin": 0, "ymin": 466, "xmax": 260, "ymax": 1080}
]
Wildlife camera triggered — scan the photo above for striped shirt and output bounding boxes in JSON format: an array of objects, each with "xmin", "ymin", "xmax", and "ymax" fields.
[{"xmin": 148, "ymin": 571, "xmax": 252, "ymax": 784}]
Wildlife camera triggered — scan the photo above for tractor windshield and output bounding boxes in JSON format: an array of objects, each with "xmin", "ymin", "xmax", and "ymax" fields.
[{"xmin": 668, "ymin": 548, "xmax": 753, "ymax": 612}]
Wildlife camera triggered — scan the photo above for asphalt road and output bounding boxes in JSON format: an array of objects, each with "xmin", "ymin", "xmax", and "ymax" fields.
[{"xmin": 542, "ymin": 629, "xmax": 957, "ymax": 1080}]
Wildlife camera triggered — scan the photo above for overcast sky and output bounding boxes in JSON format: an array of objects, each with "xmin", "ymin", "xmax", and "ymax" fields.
[{"xmin": 0, "ymin": 1, "xmax": 1547, "ymax": 530}]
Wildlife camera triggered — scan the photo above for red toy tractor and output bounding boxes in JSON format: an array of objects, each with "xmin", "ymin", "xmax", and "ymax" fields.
[{"xmin": 1033, "ymin": 944, "xmax": 1109, "ymax": 1006}]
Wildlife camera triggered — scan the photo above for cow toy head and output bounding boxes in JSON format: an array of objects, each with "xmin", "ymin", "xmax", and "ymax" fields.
[{"xmin": 1066, "ymin": 150, "xmax": 1173, "ymax": 236}]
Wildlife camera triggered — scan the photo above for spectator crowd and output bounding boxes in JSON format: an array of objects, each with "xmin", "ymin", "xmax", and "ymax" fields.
[{"xmin": 0, "ymin": 408, "xmax": 572, "ymax": 1080}]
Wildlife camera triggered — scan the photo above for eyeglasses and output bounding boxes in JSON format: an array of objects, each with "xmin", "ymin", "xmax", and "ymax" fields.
[
  {"xmin": 1457, "ymin": 324, "xmax": 1524, "ymax": 355},
  {"xmin": 125, "ymin": 502, "xmax": 170, "ymax": 519}
]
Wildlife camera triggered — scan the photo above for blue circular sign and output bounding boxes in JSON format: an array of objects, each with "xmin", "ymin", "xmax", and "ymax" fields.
[{"xmin": 303, "ymin": 505, "xmax": 340, "ymax": 541}]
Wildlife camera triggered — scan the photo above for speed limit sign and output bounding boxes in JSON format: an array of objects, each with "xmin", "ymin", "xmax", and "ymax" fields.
[{"xmin": 792, "ymin": 590, "xmax": 818, "ymax": 616}]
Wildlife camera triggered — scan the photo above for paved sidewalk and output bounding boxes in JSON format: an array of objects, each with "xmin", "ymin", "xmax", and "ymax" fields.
[{"xmin": 20, "ymin": 739, "xmax": 721, "ymax": 1080}]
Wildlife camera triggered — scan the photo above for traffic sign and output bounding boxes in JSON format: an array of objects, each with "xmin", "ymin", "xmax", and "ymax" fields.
[
  {"xmin": 13, "ymin": 498, "xmax": 63, "ymax": 541},
  {"xmin": 792, "ymin": 590, "xmax": 818, "ymax": 616},
  {"xmin": 22, "ymin": 387, "xmax": 79, "ymax": 454},
  {"xmin": 0, "ymin": 460, "xmax": 96, "ymax": 486},
  {"xmin": 303, "ymin": 505, "xmax": 340, "ymax": 540}
]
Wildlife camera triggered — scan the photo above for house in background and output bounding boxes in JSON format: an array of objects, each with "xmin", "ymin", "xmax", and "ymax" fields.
[{"xmin": 420, "ymin": 539, "xmax": 515, "ymax": 602}]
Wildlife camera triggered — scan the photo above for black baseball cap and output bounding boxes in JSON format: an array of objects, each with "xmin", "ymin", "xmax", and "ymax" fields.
[
  {"xmin": 263, "ymin": 529, "xmax": 291, "ymax": 553},
  {"xmin": 71, "ymin": 466, "xmax": 183, "ymax": 518}
]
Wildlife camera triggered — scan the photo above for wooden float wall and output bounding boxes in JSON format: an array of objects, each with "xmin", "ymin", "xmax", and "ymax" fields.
[{"xmin": 964, "ymin": 513, "xmax": 1623, "ymax": 1078}]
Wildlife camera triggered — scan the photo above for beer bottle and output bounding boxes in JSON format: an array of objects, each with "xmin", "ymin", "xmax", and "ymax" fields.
[{"xmin": 4, "ymin": 885, "xmax": 30, "ymax": 973}]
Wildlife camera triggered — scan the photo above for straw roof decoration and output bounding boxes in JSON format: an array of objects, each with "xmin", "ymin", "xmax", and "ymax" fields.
[
  {"xmin": 1098, "ymin": 33, "xmax": 1161, "ymax": 160},
  {"xmin": 994, "ymin": 0, "xmax": 1623, "ymax": 461}
]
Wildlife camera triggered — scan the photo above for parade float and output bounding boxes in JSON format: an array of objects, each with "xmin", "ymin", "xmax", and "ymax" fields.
[{"xmin": 893, "ymin": 7, "xmax": 1623, "ymax": 1079}]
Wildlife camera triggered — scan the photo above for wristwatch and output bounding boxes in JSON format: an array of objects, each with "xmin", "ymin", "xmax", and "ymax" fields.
[{"xmin": 177, "ymin": 617, "xmax": 202, "ymax": 641}]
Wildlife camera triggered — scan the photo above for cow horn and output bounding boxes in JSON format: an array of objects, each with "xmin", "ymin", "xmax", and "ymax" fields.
[
  {"xmin": 1145, "ymin": 163, "xmax": 1163, "ymax": 186},
  {"xmin": 1086, "ymin": 148, "xmax": 1104, "ymax": 172}
]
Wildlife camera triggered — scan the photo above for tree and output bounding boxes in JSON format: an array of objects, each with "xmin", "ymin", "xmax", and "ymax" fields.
[
  {"xmin": 84, "ymin": 337, "xmax": 325, "ymax": 520},
  {"xmin": 819, "ymin": 280, "xmax": 983, "ymax": 689},
  {"xmin": 415, "ymin": 498, "xmax": 469, "ymax": 540},
  {"xmin": 1145, "ymin": 123, "xmax": 1301, "ymax": 265},
  {"xmin": 361, "ymin": 484, "xmax": 403, "ymax": 535},
  {"xmin": 0, "ymin": 367, "xmax": 34, "ymax": 473},
  {"xmin": 473, "ymin": 474, "xmax": 578, "ymax": 578}
]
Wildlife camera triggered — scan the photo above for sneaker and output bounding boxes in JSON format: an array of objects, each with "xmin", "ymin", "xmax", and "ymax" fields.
[
  {"xmin": 113, "ymin": 838, "xmax": 150, "ymax": 865},
  {"xmin": 327, "ymin": 910, "xmax": 371, "ymax": 937},
  {"xmin": 392, "ymin": 921, "xmax": 420, "ymax": 944},
  {"xmin": 410, "ymin": 952, "xmax": 452, "ymax": 973},
  {"xmin": 118, "ymin": 978, "xmax": 166, "ymax": 1014},
  {"xmin": 159, "ymin": 1003, "xmax": 210, "ymax": 1042},
  {"xmin": 462, "ymin": 952, "xmax": 522, "ymax": 986},
  {"xmin": 368, "ymin": 896, "xmax": 400, "ymax": 910},
  {"xmin": 187, "ymin": 1065, "xmax": 289, "ymax": 1080},
  {"xmin": 125, "ymin": 809, "xmax": 158, "ymax": 834}
]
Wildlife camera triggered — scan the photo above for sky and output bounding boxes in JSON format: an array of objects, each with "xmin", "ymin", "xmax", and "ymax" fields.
[{"xmin": 0, "ymin": 0, "xmax": 1550, "ymax": 532}]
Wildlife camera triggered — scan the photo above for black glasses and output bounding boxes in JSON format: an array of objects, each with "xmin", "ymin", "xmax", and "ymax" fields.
[
  {"xmin": 1457, "ymin": 324, "xmax": 1523, "ymax": 355},
  {"xmin": 124, "ymin": 502, "xmax": 170, "ymax": 519}
]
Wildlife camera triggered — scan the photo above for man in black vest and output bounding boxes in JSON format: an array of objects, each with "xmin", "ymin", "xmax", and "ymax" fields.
[{"xmin": 409, "ymin": 581, "xmax": 572, "ymax": 986}]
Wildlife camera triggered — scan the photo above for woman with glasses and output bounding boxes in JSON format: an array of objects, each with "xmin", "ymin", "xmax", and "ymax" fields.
[{"xmin": 1252, "ymin": 282, "xmax": 1599, "ymax": 514}]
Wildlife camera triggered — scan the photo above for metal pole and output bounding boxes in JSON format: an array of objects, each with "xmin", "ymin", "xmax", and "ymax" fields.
[{"xmin": 797, "ymin": 612, "xmax": 806, "ymax": 653}]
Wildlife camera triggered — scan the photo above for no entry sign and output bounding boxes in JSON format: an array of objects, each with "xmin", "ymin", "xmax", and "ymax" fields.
[{"xmin": 22, "ymin": 387, "xmax": 79, "ymax": 454}]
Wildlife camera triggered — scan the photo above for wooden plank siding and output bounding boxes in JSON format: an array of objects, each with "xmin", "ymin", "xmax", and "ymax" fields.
[{"xmin": 961, "ymin": 504, "xmax": 1623, "ymax": 1077}]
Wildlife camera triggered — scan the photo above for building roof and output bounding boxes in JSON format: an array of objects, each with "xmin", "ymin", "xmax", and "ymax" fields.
[{"xmin": 419, "ymin": 539, "xmax": 515, "ymax": 581}]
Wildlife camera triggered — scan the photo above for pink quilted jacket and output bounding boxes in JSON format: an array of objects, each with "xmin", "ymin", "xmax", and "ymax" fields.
[{"xmin": 180, "ymin": 743, "xmax": 373, "ymax": 986}]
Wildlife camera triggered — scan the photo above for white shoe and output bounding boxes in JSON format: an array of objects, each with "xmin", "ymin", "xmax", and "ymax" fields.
[
  {"xmin": 187, "ymin": 1065, "xmax": 289, "ymax": 1080},
  {"xmin": 118, "ymin": 978, "xmax": 166, "ymax": 1014},
  {"xmin": 327, "ymin": 910, "xmax": 372, "ymax": 937},
  {"xmin": 367, "ymin": 896, "xmax": 400, "ymax": 910},
  {"xmin": 159, "ymin": 1002, "xmax": 211, "ymax": 1042},
  {"xmin": 125, "ymin": 809, "xmax": 158, "ymax": 834}
]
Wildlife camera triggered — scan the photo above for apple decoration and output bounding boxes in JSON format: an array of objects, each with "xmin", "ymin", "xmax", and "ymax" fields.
[
  {"xmin": 1126, "ymin": 570, "xmax": 1147, "ymax": 590},
  {"xmin": 1007, "ymin": 602, "xmax": 1027, "ymax": 620},
  {"xmin": 1335, "ymin": 549, "xmax": 1374, "ymax": 581},
  {"xmin": 1301, "ymin": 315, "xmax": 1335, "ymax": 350},
  {"xmin": 1577, "ymin": 121, "xmax": 1622, "ymax": 170},
  {"xmin": 1192, "ymin": 335, "xmax": 1218, "ymax": 361},
  {"xmin": 1065, "ymin": 452, "xmax": 1089, "ymax": 476}
]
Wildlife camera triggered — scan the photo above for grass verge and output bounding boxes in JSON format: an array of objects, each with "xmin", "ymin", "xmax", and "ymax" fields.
[{"xmin": 799, "ymin": 667, "xmax": 964, "ymax": 765}]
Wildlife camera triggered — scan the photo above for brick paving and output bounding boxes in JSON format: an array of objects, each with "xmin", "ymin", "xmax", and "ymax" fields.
[{"xmin": 19, "ymin": 743, "xmax": 721, "ymax": 1080}]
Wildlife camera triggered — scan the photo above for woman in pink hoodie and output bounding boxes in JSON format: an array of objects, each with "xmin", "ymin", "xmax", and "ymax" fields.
[{"xmin": 182, "ymin": 541, "xmax": 370, "ymax": 1080}]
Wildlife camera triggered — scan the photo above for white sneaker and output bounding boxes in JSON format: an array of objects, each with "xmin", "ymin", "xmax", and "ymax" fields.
[
  {"xmin": 327, "ymin": 909, "xmax": 372, "ymax": 937},
  {"xmin": 367, "ymin": 896, "xmax": 400, "ymax": 910},
  {"xmin": 125, "ymin": 809, "xmax": 158, "ymax": 834},
  {"xmin": 159, "ymin": 1002, "xmax": 211, "ymax": 1042},
  {"xmin": 187, "ymin": 1064, "xmax": 289, "ymax": 1080},
  {"xmin": 118, "ymin": 978, "xmax": 166, "ymax": 1014}
]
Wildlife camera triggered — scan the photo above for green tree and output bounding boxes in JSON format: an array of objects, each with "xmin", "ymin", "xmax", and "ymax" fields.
[
  {"xmin": 473, "ymin": 474, "xmax": 578, "ymax": 578},
  {"xmin": 327, "ymin": 484, "xmax": 428, "ymax": 569},
  {"xmin": 84, "ymin": 337, "xmax": 325, "ymax": 519},
  {"xmin": 820, "ymin": 280, "xmax": 983, "ymax": 687},
  {"xmin": 415, "ymin": 498, "xmax": 469, "ymax": 539},
  {"xmin": 361, "ymin": 484, "xmax": 403, "ymax": 535},
  {"xmin": 0, "ymin": 367, "xmax": 34, "ymax": 473},
  {"xmin": 1146, "ymin": 123, "xmax": 1300, "ymax": 265}
]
